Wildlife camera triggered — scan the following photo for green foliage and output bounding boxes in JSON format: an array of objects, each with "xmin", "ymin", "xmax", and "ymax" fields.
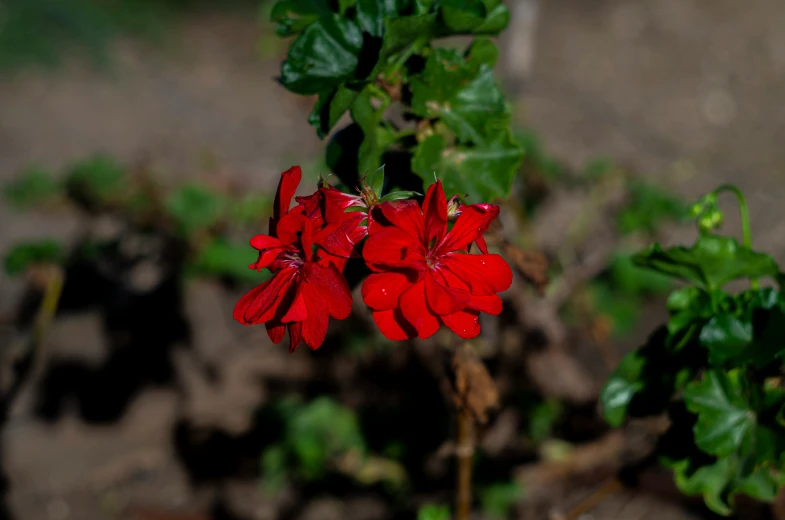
[
  {"xmin": 260, "ymin": 396, "xmax": 406, "ymax": 491},
  {"xmin": 4, "ymin": 240, "xmax": 65, "ymax": 275},
  {"xmin": 271, "ymin": 0, "xmax": 523, "ymax": 201},
  {"xmin": 480, "ymin": 481, "xmax": 524, "ymax": 518},
  {"xmin": 417, "ymin": 504, "xmax": 451, "ymax": 520},
  {"xmin": 601, "ymin": 185, "xmax": 785, "ymax": 515},
  {"xmin": 527, "ymin": 398, "xmax": 563, "ymax": 443},
  {"xmin": 3, "ymin": 155, "xmax": 275, "ymax": 284},
  {"xmin": 3, "ymin": 167, "xmax": 61, "ymax": 209}
]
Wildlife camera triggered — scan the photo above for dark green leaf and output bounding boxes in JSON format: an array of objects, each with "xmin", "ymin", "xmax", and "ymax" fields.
[
  {"xmin": 379, "ymin": 190, "xmax": 420, "ymax": 202},
  {"xmin": 3, "ymin": 167, "xmax": 60, "ymax": 209},
  {"xmin": 356, "ymin": 0, "xmax": 400, "ymax": 37},
  {"xmin": 65, "ymin": 154, "xmax": 126, "ymax": 204},
  {"xmin": 308, "ymin": 85, "xmax": 362, "ymax": 139},
  {"xmin": 280, "ymin": 15, "xmax": 362, "ymax": 95},
  {"xmin": 350, "ymin": 89, "xmax": 396, "ymax": 175},
  {"xmin": 367, "ymin": 165, "xmax": 385, "ymax": 197},
  {"xmin": 683, "ymin": 369, "xmax": 780, "ymax": 461},
  {"xmin": 633, "ymin": 235, "xmax": 780, "ymax": 290},
  {"xmin": 479, "ymin": 481, "xmax": 524, "ymax": 519},
  {"xmin": 609, "ymin": 253, "xmax": 672, "ymax": 295},
  {"xmin": 375, "ymin": 13, "xmax": 438, "ymax": 68},
  {"xmin": 440, "ymin": 0, "xmax": 485, "ymax": 32},
  {"xmin": 601, "ymin": 351, "xmax": 646, "ymax": 427},
  {"xmin": 700, "ymin": 313, "xmax": 753, "ymax": 364},
  {"xmin": 473, "ymin": 0, "xmax": 509, "ymax": 34},
  {"xmin": 4, "ymin": 240, "xmax": 65, "ymax": 276},
  {"xmin": 270, "ymin": 0, "xmax": 334, "ymax": 37},
  {"xmin": 412, "ymin": 131, "xmax": 522, "ymax": 201}
]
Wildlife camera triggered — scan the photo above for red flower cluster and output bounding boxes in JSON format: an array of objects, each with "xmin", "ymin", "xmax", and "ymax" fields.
[{"xmin": 234, "ymin": 166, "xmax": 513, "ymax": 352}]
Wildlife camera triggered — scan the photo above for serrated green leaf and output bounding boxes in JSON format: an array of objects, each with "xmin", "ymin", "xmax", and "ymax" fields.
[
  {"xmin": 683, "ymin": 369, "xmax": 781, "ymax": 462},
  {"xmin": 4, "ymin": 240, "xmax": 65, "ymax": 276},
  {"xmin": 412, "ymin": 131, "xmax": 522, "ymax": 201},
  {"xmin": 699, "ymin": 314, "xmax": 753, "ymax": 364},
  {"xmin": 280, "ymin": 15, "xmax": 363, "ymax": 95},
  {"xmin": 411, "ymin": 47, "xmax": 508, "ymax": 144},
  {"xmin": 309, "ymin": 85, "xmax": 362, "ymax": 139},
  {"xmin": 3, "ymin": 167, "xmax": 61, "ymax": 209},
  {"xmin": 165, "ymin": 184, "xmax": 225, "ymax": 235},
  {"xmin": 633, "ymin": 235, "xmax": 780, "ymax": 290}
]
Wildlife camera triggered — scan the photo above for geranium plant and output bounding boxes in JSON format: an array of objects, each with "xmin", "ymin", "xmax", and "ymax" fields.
[{"xmin": 601, "ymin": 185, "xmax": 785, "ymax": 515}]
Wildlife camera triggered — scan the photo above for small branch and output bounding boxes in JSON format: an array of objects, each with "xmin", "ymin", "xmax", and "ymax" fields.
[
  {"xmin": 456, "ymin": 408, "xmax": 474, "ymax": 520},
  {"xmin": 0, "ymin": 265, "xmax": 64, "ymax": 420},
  {"xmin": 564, "ymin": 478, "xmax": 623, "ymax": 520}
]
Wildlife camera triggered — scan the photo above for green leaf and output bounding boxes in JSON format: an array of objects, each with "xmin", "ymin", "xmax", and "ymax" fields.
[
  {"xmin": 350, "ymin": 89, "xmax": 396, "ymax": 175},
  {"xmin": 379, "ymin": 190, "xmax": 420, "ymax": 202},
  {"xmin": 3, "ymin": 167, "xmax": 61, "ymax": 209},
  {"xmin": 411, "ymin": 47, "xmax": 508, "ymax": 144},
  {"xmin": 609, "ymin": 253, "xmax": 672, "ymax": 295},
  {"xmin": 633, "ymin": 235, "xmax": 780, "ymax": 290},
  {"xmin": 356, "ymin": 0, "xmax": 399, "ymax": 37},
  {"xmin": 683, "ymin": 370, "xmax": 779, "ymax": 461},
  {"xmin": 473, "ymin": 0, "xmax": 509, "ymax": 34},
  {"xmin": 270, "ymin": 0, "xmax": 334, "ymax": 37},
  {"xmin": 480, "ymin": 481, "xmax": 524, "ymax": 519},
  {"xmin": 308, "ymin": 84, "xmax": 362, "ymax": 139},
  {"xmin": 440, "ymin": 0, "xmax": 485, "ymax": 32},
  {"xmin": 601, "ymin": 350, "xmax": 646, "ymax": 427},
  {"xmin": 4, "ymin": 240, "xmax": 65, "ymax": 276},
  {"xmin": 375, "ymin": 13, "xmax": 438, "ymax": 66},
  {"xmin": 280, "ymin": 15, "xmax": 363, "ymax": 95},
  {"xmin": 699, "ymin": 313, "xmax": 753, "ymax": 364},
  {"xmin": 287, "ymin": 397, "xmax": 366, "ymax": 479},
  {"xmin": 261, "ymin": 444, "xmax": 289, "ymax": 494},
  {"xmin": 165, "ymin": 184, "xmax": 225, "ymax": 235},
  {"xmin": 412, "ymin": 131, "xmax": 523, "ymax": 201},
  {"xmin": 367, "ymin": 165, "xmax": 385, "ymax": 197},
  {"xmin": 64, "ymin": 154, "xmax": 126, "ymax": 204},
  {"xmin": 191, "ymin": 238, "xmax": 267, "ymax": 284},
  {"xmin": 229, "ymin": 193, "xmax": 274, "ymax": 226},
  {"xmin": 417, "ymin": 505, "xmax": 451, "ymax": 520},
  {"xmin": 616, "ymin": 179, "xmax": 688, "ymax": 235}
]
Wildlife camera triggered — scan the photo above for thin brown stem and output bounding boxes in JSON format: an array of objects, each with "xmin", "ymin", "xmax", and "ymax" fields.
[
  {"xmin": 564, "ymin": 478, "xmax": 622, "ymax": 520},
  {"xmin": 456, "ymin": 407, "xmax": 474, "ymax": 520}
]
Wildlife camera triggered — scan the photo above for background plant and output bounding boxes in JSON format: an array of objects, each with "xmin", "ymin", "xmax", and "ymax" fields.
[{"xmin": 601, "ymin": 185, "xmax": 785, "ymax": 515}]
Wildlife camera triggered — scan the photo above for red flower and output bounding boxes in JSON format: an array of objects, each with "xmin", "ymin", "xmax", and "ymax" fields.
[
  {"xmin": 233, "ymin": 166, "xmax": 360, "ymax": 352},
  {"xmin": 361, "ymin": 181, "xmax": 512, "ymax": 340}
]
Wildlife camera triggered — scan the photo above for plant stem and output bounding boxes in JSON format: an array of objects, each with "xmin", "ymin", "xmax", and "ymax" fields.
[
  {"xmin": 456, "ymin": 407, "xmax": 474, "ymax": 520},
  {"xmin": 714, "ymin": 184, "xmax": 758, "ymax": 289}
]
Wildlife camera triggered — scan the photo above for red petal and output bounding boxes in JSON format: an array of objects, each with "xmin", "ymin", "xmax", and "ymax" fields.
[
  {"xmin": 274, "ymin": 166, "xmax": 302, "ymax": 221},
  {"xmin": 442, "ymin": 253, "xmax": 512, "ymax": 294},
  {"xmin": 475, "ymin": 235, "xmax": 489, "ymax": 254},
  {"xmin": 363, "ymin": 227, "xmax": 426, "ymax": 270},
  {"xmin": 400, "ymin": 281, "xmax": 441, "ymax": 339},
  {"xmin": 288, "ymin": 322, "xmax": 303, "ymax": 353},
  {"xmin": 266, "ymin": 322, "xmax": 286, "ymax": 343},
  {"xmin": 379, "ymin": 200, "xmax": 424, "ymax": 241},
  {"xmin": 424, "ymin": 271, "xmax": 466, "ymax": 315},
  {"xmin": 301, "ymin": 289, "xmax": 330, "ymax": 350},
  {"xmin": 251, "ymin": 248, "xmax": 282, "ymax": 270},
  {"xmin": 373, "ymin": 309, "xmax": 416, "ymax": 340},
  {"xmin": 468, "ymin": 294, "xmax": 502, "ymax": 314},
  {"xmin": 314, "ymin": 212, "xmax": 367, "ymax": 258},
  {"xmin": 423, "ymin": 181, "xmax": 447, "ymax": 246},
  {"xmin": 302, "ymin": 262, "xmax": 352, "ymax": 319},
  {"xmin": 281, "ymin": 288, "xmax": 308, "ymax": 323},
  {"xmin": 250, "ymin": 234, "xmax": 283, "ymax": 251},
  {"xmin": 438, "ymin": 204, "xmax": 499, "ymax": 253},
  {"xmin": 362, "ymin": 272, "xmax": 415, "ymax": 311},
  {"xmin": 321, "ymin": 186, "xmax": 365, "ymax": 223},
  {"xmin": 276, "ymin": 213, "xmax": 312, "ymax": 251},
  {"xmin": 443, "ymin": 310, "xmax": 481, "ymax": 339},
  {"xmin": 233, "ymin": 269, "xmax": 296, "ymax": 324}
]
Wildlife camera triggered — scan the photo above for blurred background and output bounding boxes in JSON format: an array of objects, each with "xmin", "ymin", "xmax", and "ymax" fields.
[{"xmin": 1, "ymin": 0, "xmax": 785, "ymax": 519}]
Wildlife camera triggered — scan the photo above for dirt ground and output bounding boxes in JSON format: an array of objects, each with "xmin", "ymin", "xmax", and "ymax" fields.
[{"xmin": 1, "ymin": 1, "xmax": 785, "ymax": 519}]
